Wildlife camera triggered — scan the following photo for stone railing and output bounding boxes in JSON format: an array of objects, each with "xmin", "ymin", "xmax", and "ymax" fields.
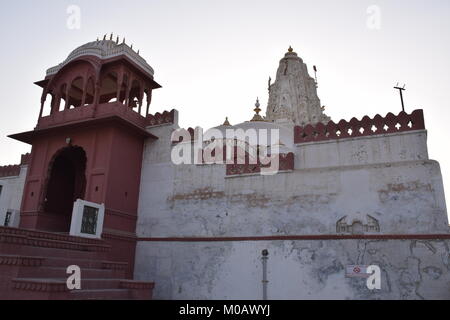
[
  {"xmin": 37, "ymin": 102, "xmax": 147, "ymax": 130},
  {"xmin": 294, "ymin": 109, "xmax": 425, "ymax": 144}
]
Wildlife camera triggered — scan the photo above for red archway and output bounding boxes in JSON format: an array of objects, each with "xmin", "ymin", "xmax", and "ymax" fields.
[{"xmin": 41, "ymin": 146, "xmax": 87, "ymax": 232}]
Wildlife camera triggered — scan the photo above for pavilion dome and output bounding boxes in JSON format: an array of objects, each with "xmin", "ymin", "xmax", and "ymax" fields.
[
  {"xmin": 205, "ymin": 118, "xmax": 294, "ymax": 154},
  {"xmin": 46, "ymin": 36, "xmax": 154, "ymax": 77}
]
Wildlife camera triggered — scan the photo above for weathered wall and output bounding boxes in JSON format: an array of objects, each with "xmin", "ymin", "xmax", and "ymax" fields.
[
  {"xmin": 0, "ymin": 166, "xmax": 27, "ymax": 227},
  {"xmin": 135, "ymin": 238, "xmax": 450, "ymax": 300},
  {"xmin": 136, "ymin": 126, "xmax": 448, "ymax": 237},
  {"xmin": 134, "ymin": 123, "xmax": 450, "ymax": 299}
]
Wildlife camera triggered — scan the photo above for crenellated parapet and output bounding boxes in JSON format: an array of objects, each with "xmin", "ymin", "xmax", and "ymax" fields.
[
  {"xmin": 0, "ymin": 165, "xmax": 21, "ymax": 178},
  {"xmin": 294, "ymin": 109, "xmax": 425, "ymax": 144},
  {"xmin": 146, "ymin": 110, "xmax": 177, "ymax": 127},
  {"xmin": 0, "ymin": 153, "xmax": 30, "ymax": 178}
]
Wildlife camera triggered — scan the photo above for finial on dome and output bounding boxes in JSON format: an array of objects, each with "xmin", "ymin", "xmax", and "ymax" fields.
[
  {"xmin": 110, "ymin": 33, "xmax": 113, "ymax": 40},
  {"xmin": 251, "ymin": 98, "xmax": 265, "ymax": 122},
  {"xmin": 131, "ymin": 44, "xmax": 133, "ymax": 50},
  {"xmin": 116, "ymin": 36, "xmax": 119, "ymax": 44},
  {"xmin": 122, "ymin": 37, "xmax": 126, "ymax": 44},
  {"xmin": 288, "ymin": 46, "xmax": 294, "ymax": 53},
  {"xmin": 103, "ymin": 34, "xmax": 107, "ymax": 40},
  {"xmin": 137, "ymin": 49, "xmax": 140, "ymax": 55},
  {"xmin": 223, "ymin": 117, "xmax": 231, "ymax": 126}
]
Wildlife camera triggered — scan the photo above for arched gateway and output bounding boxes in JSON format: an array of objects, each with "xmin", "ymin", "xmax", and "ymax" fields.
[{"xmin": 42, "ymin": 146, "xmax": 87, "ymax": 232}]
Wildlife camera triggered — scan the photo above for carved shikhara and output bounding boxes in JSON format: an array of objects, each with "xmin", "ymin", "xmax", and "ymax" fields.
[{"xmin": 266, "ymin": 48, "xmax": 330, "ymax": 126}]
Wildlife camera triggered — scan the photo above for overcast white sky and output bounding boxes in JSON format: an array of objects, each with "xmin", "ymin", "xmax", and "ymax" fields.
[{"xmin": 0, "ymin": 0, "xmax": 449, "ymax": 217}]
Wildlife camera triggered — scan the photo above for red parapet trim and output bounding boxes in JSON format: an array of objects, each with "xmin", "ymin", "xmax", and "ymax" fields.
[
  {"xmin": 146, "ymin": 109, "xmax": 176, "ymax": 127},
  {"xmin": 20, "ymin": 153, "xmax": 31, "ymax": 166},
  {"xmin": 294, "ymin": 109, "xmax": 426, "ymax": 144},
  {"xmin": 0, "ymin": 165, "xmax": 21, "ymax": 178},
  {"xmin": 0, "ymin": 153, "xmax": 31, "ymax": 178},
  {"xmin": 226, "ymin": 152, "xmax": 295, "ymax": 176},
  {"xmin": 137, "ymin": 233, "xmax": 450, "ymax": 242}
]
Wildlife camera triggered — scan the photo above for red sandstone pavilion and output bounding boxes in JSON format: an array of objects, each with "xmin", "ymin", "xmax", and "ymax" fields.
[{"xmin": 0, "ymin": 38, "xmax": 449, "ymax": 300}]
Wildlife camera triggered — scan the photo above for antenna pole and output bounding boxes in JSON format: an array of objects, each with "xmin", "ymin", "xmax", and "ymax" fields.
[
  {"xmin": 394, "ymin": 85, "xmax": 406, "ymax": 112},
  {"xmin": 313, "ymin": 66, "xmax": 318, "ymax": 88}
]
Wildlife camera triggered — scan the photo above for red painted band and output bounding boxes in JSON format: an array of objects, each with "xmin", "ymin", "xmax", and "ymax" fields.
[{"xmin": 137, "ymin": 234, "xmax": 450, "ymax": 242}]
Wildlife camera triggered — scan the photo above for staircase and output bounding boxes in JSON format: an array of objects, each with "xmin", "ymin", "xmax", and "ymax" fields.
[{"xmin": 0, "ymin": 226, "xmax": 154, "ymax": 300}]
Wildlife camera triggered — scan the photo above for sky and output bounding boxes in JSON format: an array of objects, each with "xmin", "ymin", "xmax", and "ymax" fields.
[{"xmin": 0, "ymin": 0, "xmax": 449, "ymax": 217}]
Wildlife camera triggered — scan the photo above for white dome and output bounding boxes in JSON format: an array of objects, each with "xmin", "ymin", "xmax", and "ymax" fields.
[
  {"xmin": 204, "ymin": 120, "xmax": 294, "ymax": 153},
  {"xmin": 46, "ymin": 39, "xmax": 154, "ymax": 77}
]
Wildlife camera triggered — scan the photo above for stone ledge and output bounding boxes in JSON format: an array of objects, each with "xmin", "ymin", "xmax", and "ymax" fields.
[{"xmin": 0, "ymin": 255, "xmax": 44, "ymax": 267}]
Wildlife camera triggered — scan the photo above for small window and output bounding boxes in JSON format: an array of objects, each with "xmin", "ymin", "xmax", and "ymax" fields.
[
  {"xmin": 0, "ymin": 185, "xmax": 3, "ymax": 199},
  {"xmin": 81, "ymin": 206, "xmax": 99, "ymax": 235},
  {"xmin": 4, "ymin": 211, "xmax": 12, "ymax": 227}
]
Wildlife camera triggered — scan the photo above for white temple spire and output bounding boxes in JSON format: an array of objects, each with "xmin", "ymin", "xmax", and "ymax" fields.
[{"xmin": 265, "ymin": 47, "xmax": 330, "ymax": 126}]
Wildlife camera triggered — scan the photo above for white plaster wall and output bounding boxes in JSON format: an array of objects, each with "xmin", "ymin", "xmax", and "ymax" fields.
[
  {"xmin": 0, "ymin": 165, "xmax": 27, "ymax": 227},
  {"xmin": 134, "ymin": 125, "xmax": 450, "ymax": 299},
  {"xmin": 136, "ymin": 126, "xmax": 448, "ymax": 237},
  {"xmin": 134, "ymin": 239, "xmax": 450, "ymax": 300},
  {"xmin": 295, "ymin": 130, "xmax": 428, "ymax": 170}
]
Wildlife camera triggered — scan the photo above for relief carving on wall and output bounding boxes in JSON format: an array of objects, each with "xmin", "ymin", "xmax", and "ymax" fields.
[{"xmin": 336, "ymin": 214, "xmax": 380, "ymax": 234}]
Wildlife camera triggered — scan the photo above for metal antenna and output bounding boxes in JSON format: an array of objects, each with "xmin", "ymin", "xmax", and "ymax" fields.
[
  {"xmin": 394, "ymin": 83, "xmax": 406, "ymax": 112},
  {"xmin": 313, "ymin": 65, "xmax": 318, "ymax": 87}
]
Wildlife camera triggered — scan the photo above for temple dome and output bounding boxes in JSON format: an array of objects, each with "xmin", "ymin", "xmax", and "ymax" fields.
[
  {"xmin": 46, "ymin": 38, "xmax": 154, "ymax": 77},
  {"xmin": 206, "ymin": 120, "xmax": 294, "ymax": 153}
]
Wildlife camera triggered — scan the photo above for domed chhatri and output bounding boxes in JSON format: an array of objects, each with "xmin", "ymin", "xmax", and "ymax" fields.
[{"xmin": 46, "ymin": 34, "xmax": 154, "ymax": 77}]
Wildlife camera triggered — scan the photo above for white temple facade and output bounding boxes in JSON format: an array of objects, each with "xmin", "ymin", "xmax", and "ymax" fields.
[
  {"xmin": 132, "ymin": 48, "xmax": 449, "ymax": 299},
  {"xmin": 1, "ymin": 43, "xmax": 449, "ymax": 300}
]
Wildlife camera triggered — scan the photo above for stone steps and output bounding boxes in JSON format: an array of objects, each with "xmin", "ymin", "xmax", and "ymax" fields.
[
  {"xmin": 0, "ymin": 227, "xmax": 154, "ymax": 300},
  {"xmin": 9, "ymin": 278, "xmax": 153, "ymax": 300},
  {"xmin": 0, "ymin": 226, "xmax": 105, "ymax": 245},
  {"xmin": 18, "ymin": 266, "xmax": 126, "ymax": 279},
  {"xmin": 0, "ymin": 232, "xmax": 110, "ymax": 251},
  {"xmin": 68, "ymin": 289, "xmax": 132, "ymax": 300}
]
